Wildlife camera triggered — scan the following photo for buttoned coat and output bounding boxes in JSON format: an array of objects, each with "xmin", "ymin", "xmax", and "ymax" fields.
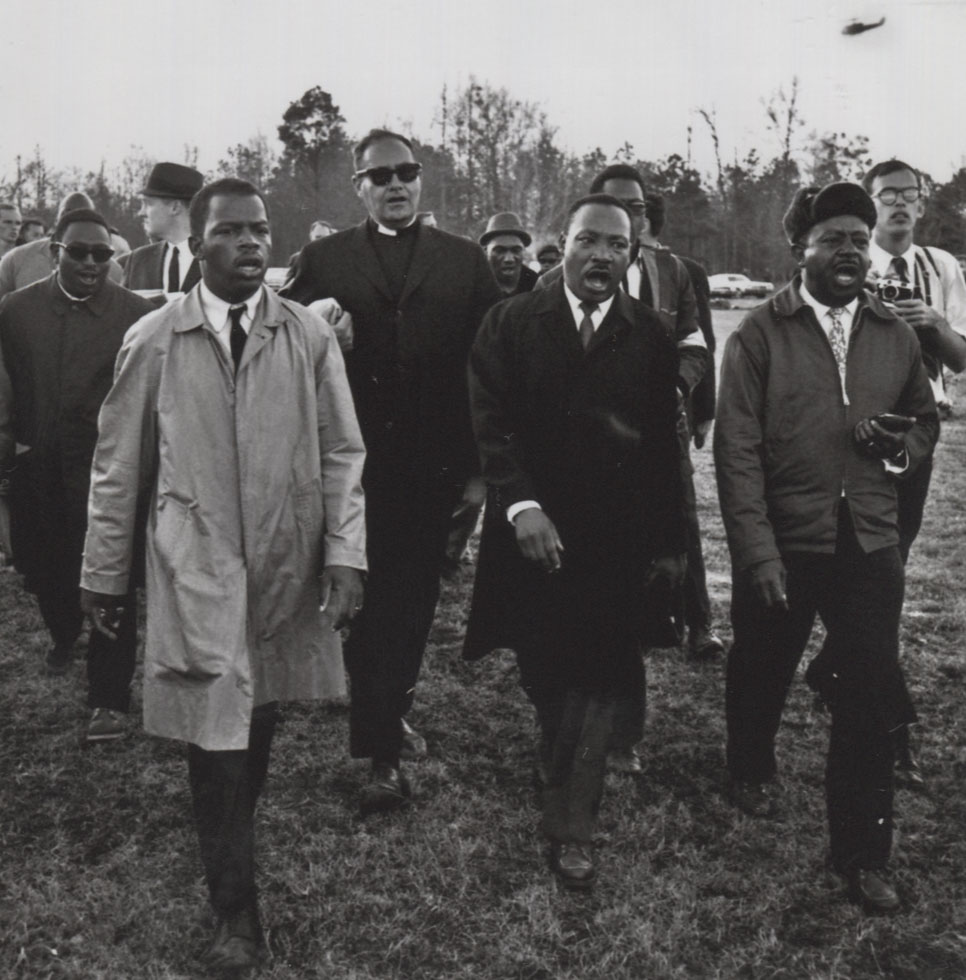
[
  {"xmin": 120, "ymin": 241, "xmax": 201, "ymax": 293},
  {"xmin": 81, "ymin": 286, "xmax": 367, "ymax": 751},
  {"xmin": 463, "ymin": 282, "xmax": 686, "ymax": 669}
]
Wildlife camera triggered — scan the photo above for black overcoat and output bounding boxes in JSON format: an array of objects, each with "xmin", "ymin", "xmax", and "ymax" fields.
[{"xmin": 463, "ymin": 282, "xmax": 687, "ymax": 676}]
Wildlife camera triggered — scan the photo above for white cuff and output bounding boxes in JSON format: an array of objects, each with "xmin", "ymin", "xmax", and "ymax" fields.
[{"xmin": 506, "ymin": 500, "xmax": 541, "ymax": 524}]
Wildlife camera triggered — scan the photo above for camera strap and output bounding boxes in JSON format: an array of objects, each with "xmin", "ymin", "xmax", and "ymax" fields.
[{"xmin": 913, "ymin": 249, "xmax": 934, "ymax": 306}]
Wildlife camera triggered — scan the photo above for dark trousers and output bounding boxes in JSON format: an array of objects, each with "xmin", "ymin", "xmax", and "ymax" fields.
[
  {"xmin": 682, "ymin": 465, "xmax": 712, "ymax": 631},
  {"xmin": 187, "ymin": 705, "xmax": 278, "ymax": 916},
  {"xmin": 518, "ymin": 643, "xmax": 637, "ymax": 844},
  {"xmin": 896, "ymin": 455, "xmax": 933, "ymax": 564},
  {"xmin": 725, "ymin": 510, "xmax": 907, "ymax": 871},
  {"xmin": 37, "ymin": 578, "xmax": 137, "ymax": 712}
]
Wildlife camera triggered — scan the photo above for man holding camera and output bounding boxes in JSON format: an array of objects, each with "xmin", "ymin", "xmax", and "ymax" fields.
[
  {"xmin": 862, "ymin": 159, "xmax": 966, "ymax": 788},
  {"xmin": 715, "ymin": 182, "xmax": 937, "ymax": 912}
]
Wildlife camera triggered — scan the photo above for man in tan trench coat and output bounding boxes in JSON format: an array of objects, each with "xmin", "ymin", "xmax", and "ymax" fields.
[{"xmin": 80, "ymin": 178, "xmax": 367, "ymax": 972}]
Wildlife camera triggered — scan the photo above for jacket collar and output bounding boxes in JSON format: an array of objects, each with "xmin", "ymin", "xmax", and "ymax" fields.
[
  {"xmin": 770, "ymin": 276, "xmax": 900, "ymax": 326},
  {"xmin": 172, "ymin": 283, "xmax": 283, "ymax": 334},
  {"xmin": 347, "ymin": 219, "xmax": 442, "ymax": 304},
  {"xmin": 47, "ymin": 272, "xmax": 116, "ymax": 317}
]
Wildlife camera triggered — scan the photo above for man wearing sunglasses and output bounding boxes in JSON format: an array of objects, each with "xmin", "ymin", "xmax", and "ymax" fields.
[
  {"xmin": 860, "ymin": 160, "xmax": 966, "ymax": 791},
  {"xmin": 0, "ymin": 208, "xmax": 154, "ymax": 740},
  {"xmin": 283, "ymin": 128, "xmax": 500, "ymax": 814}
]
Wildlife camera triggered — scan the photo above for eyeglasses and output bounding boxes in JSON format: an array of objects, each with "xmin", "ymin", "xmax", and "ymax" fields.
[
  {"xmin": 353, "ymin": 163, "xmax": 422, "ymax": 186},
  {"xmin": 54, "ymin": 242, "xmax": 115, "ymax": 263},
  {"xmin": 874, "ymin": 187, "xmax": 921, "ymax": 205}
]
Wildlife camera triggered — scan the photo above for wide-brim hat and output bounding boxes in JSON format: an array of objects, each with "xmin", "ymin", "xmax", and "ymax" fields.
[
  {"xmin": 140, "ymin": 162, "xmax": 204, "ymax": 201},
  {"xmin": 479, "ymin": 212, "xmax": 531, "ymax": 248},
  {"xmin": 783, "ymin": 182, "xmax": 877, "ymax": 244}
]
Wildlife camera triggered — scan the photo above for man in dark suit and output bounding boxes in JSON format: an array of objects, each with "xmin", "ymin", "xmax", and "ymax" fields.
[
  {"xmin": 464, "ymin": 194, "xmax": 686, "ymax": 889},
  {"xmin": 120, "ymin": 162, "xmax": 204, "ymax": 293},
  {"xmin": 283, "ymin": 128, "xmax": 500, "ymax": 813}
]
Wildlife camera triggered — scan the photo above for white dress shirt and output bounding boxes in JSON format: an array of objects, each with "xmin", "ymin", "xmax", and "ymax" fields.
[{"xmin": 198, "ymin": 281, "xmax": 261, "ymax": 357}]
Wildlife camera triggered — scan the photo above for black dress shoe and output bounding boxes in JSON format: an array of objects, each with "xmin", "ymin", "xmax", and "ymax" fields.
[
  {"xmin": 688, "ymin": 627, "xmax": 725, "ymax": 659},
  {"xmin": 201, "ymin": 904, "xmax": 265, "ymax": 972},
  {"xmin": 360, "ymin": 762, "xmax": 412, "ymax": 815},
  {"xmin": 44, "ymin": 645, "xmax": 73, "ymax": 676},
  {"xmin": 549, "ymin": 842, "xmax": 596, "ymax": 890},
  {"xmin": 728, "ymin": 779, "xmax": 778, "ymax": 818},
  {"xmin": 400, "ymin": 718, "xmax": 427, "ymax": 760},
  {"xmin": 847, "ymin": 869, "xmax": 900, "ymax": 914}
]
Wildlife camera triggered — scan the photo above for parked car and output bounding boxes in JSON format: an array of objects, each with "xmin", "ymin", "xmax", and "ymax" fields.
[{"xmin": 708, "ymin": 273, "xmax": 774, "ymax": 298}]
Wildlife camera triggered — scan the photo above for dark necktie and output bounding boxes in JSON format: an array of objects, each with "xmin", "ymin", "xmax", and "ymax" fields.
[
  {"xmin": 229, "ymin": 306, "xmax": 247, "ymax": 373},
  {"xmin": 167, "ymin": 245, "xmax": 180, "ymax": 292},
  {"xmin": 578, "ymin": 301, "xmax": 597, "ymax": 350},
  {"xmin": 891, "ymin": 256, "xmax": 909, "ymax": 283},
  {"xmin": 637, "ymin": 254, "xmax": 654, "ymax": 307}
]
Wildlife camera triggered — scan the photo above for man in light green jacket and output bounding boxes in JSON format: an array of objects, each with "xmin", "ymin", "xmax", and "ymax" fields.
[{"xmin": 81, "ymin": 178, "xmax": 367, "ymax": 972}]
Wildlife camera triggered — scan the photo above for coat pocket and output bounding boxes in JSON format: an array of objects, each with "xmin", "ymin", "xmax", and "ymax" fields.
[{"xmin": 154, "ymin": 494, "xmax": 198, "ymax": 577}]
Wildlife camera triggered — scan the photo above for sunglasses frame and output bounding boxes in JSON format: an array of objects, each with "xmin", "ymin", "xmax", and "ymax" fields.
[
  {"xmin": 53, "ymin": 241, "xmax": 116, "ymax": 263},
  {"xmin": 353, "ymin": 163, "xmax": 423, "ymax": 187},
  {"xmin": 874, "ymin": 187, "xmax": 921, "ymax": 206}
]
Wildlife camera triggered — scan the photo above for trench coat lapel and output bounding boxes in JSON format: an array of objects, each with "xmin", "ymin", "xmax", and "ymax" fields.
[
  {"xmin": 586, "ymin": 289, "xmax": 633, "ymax": 354},
  {"xmin": 398, "ymin": 224, "xmax": 442, "ymax": 306},
  {"xmin": 347, "ymin": 222, "xmax": 394, "ymax": 303},
  {"xmin": 535, "ymin": 279, "xmax": 584, "ymax": 358},
  {"xmin": 236, "ymin": 288, "xmax": 282, "ymax": 375}
]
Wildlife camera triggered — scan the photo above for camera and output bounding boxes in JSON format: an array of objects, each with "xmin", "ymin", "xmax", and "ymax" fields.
[{"xmin": 876, "ymin": 278, "xmax": 918, "ymax": 303}]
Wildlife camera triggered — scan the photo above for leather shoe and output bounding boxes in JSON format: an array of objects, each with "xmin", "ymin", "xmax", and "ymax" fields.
[
  {"xmin": 848, "ymin": 869, "xmax": 900, "ymax": 914},
  {"xmin": 201, "ymin": 904, "xmax": 265, "ymax": 972},
  {"xmin": 550, "ymin": 842, "xmax": 596, "ymax": 890},
  {"xmin": 400, "ymin": 718, "xmax": 427, "ymax": 760},
  {"xmin": 688, "ymin": 627, "xmax": 725, "ymax": 659},
  {"xmin": 607, "ymin": 746, "xmax": 644, "ymax": 775},
  {"xmin": 44, "ymin": 644, "xmax": 73, "ymax": 676},
  {"xmin": 728, "ymin": 779, "xmax": 777, "ymax": 818},
  {"xmin": 360, "ymin": 762, "xmax": 412, "ymax": 815}
]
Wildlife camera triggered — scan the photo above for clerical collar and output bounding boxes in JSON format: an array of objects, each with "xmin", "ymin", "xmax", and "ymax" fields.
[
  {"xmin": 56, "ymin": 276, "xmax": 91, "ymax": 303},
  {"xmin": 372, "ymin": 218, "xmax": 418, "ymax": 237}
]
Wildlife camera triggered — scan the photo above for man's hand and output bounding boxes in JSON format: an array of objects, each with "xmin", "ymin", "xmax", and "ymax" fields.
[
  {"xmin": 692, "ymin": 419, "xmax": 713, "ymax": 449},
  {"xmin": 514, "ymin": 509, "xmax": 564, "ymax": 572},
  {"xmin": 853, "ymin": 417, "xmax": 908, "ymax": 460},
  {"xmin": 891, "ymin": 298, "xmax": 943, "ymax": 334},
  {"xmin": 80, "ymin": 588, "xmax": 125, "ymax": 640},
  {"xmin": 320, "ymin": 565, "xmax": 364, "ymax": 630},
  {"xmin": 749, "ymin": 558, "xmax": 788, "ymax": 610},
  {"xmin": 308, "ymin": 298, "xmax": 354, "ymax": 352},
  {"xmin": 645, "ymin": 553, "xmax": 686, "ymax": 591}
]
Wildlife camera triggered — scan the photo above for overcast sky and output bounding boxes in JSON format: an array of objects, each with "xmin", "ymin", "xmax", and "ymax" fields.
[{"xmin": 3, "ymin": 0, "xmax": 965, "ymax": 186}]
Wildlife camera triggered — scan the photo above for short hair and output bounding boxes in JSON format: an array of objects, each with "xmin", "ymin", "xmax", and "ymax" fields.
[
  {"xmin": 644, "ymin": 192, "xmax": 666, "ymax": 235},
  {"xmin": 564, "ymin": 194, "xmax": 633, "ymax": 234},
  {"xmin": 589, "ymin": 164, "xmax": 646, "ymax": 197},
  {"xmin": 52, "ymin": 208, "xmax": 111, "ymax": 242},
  {"xmin": 58, "ymin": 192, "xmax": 94, "ymax": 217},
  {"xmin": 352, "ymin": 129, "xmax": 414, "ymax": 170},
  {"xmin": 188, "ymin": 178, "xmax": 269, "ymax": 239},
  {"xmin": 861, "ymin": 159, "xmax": 921, "ymax": 192}
]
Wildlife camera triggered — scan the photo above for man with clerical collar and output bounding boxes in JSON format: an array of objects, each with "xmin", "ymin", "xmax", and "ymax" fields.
[
  {"xmin": 479, "ymin": 212, "xmax": 538, "ymax": 297},
  {"xmin": 81, "ymin": 177, "xmax": 366, "ymax": 971},
  {"xmin": 714, "ymin": 181, "xmax": 938, "ymax": 913},
  {"xmin": 463, "ymin": 193, "xmax": 686, "ymax": 889},
  {"xmin": 0, "ymin": 208, "xmax": 155, "ymax": 736},
  {"xmin": 121, "ymin": 162, "xmax": 204, "ymax": 293},
  {"xmin": 0, "ymin": 192, "xmax": 124, "ymax": 300},
  {"xmin": 283, "ymin": 129, "xmax": 500, "ymax": 815}
]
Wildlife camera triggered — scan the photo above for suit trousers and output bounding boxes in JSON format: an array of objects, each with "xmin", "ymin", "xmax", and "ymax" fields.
[
  {"xmin": 682, "ymin": 463, "xmax": 712, "ymax": 631},
  {"xmin": 725, "ymin": 509, "xmax": 906, "ymax": 870},
  {"xmin": 187, "ymin": 704, "xmax": 278, "ymax": 916}
]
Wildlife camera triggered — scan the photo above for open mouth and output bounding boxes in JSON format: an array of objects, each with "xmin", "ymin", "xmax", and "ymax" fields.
[
  {"xmin": 832, "ymin": 263, "xmax": 861, "ymax": 286},
  {"xmin": 584, "ymin": 268, "xmax": 612, "ymax": 290}
]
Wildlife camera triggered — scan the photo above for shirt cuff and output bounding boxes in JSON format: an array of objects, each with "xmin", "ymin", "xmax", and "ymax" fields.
[
  {"xmin": 506, "ymin": 500, "xmax": 541, "ymax": 524},
  {"xmin": 883, "ymin": 449, "xmax": 909, "ymax": 475}
]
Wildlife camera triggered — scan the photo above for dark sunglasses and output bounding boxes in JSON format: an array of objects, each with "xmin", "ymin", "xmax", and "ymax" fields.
[
  {"xmin": 353, "ymin": 162, "xmax": 422, "ymax": 186},
  {"xmin": 54, "ymin": 242, "xmax": 115, "ymax": 263}
]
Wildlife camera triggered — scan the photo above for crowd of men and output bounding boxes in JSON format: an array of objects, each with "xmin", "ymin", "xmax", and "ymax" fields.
[{"xmin": 1, "ymin": 131, "xmax": 964, "ymax": 971}]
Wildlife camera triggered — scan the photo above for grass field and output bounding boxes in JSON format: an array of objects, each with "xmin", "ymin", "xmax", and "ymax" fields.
[{"xmin": 1, "ymin": 313, "xmax": 965, "ymax": 979}]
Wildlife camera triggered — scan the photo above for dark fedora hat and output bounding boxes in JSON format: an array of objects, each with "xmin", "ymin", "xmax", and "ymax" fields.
[
  {"xmin": 140, "ymin": 162, "xmax": 204, "ymax": 201},
  {"xmin": 782, "ymin": 181, "xmax": 877, "ymax": 244},
  {"xmin": 479, "ymin": 212, "xmax": 531, "ymax": 248}
]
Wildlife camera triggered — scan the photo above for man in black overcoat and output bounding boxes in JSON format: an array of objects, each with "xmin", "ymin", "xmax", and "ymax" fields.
[
  {"xmin": 464, "ymin": 195, "xmax": 687, "ymax": 889},
  {"xmin": 282, "ymin": 128, "xmax": 500, "ymax": 812}
]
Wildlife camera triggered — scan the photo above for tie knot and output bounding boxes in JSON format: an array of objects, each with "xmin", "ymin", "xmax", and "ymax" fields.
[
  {"xmin": 228, "ymin": 305, "xmax": 246, "ymax": 327},
  {"xmin": 891, "ymin": 256, "xmax": 908, "ymax": 281},
  {"xmin": 579, "ymin": 301, "xmax": 597, "ymax": 317},
  {"xmin": 828, "ymin": 307, "xmax": 845, "ymax": 324}
]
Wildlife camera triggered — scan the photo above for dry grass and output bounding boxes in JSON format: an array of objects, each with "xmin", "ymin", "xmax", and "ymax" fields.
[{"xmin": 1, "ymin": 334, "xmax": 964, "ymax": 979}]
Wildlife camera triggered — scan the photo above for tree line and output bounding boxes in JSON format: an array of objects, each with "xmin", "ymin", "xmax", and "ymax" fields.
[{"xmin": 4, "ymin": 77, "xmax": 966, "ymax": 279}]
